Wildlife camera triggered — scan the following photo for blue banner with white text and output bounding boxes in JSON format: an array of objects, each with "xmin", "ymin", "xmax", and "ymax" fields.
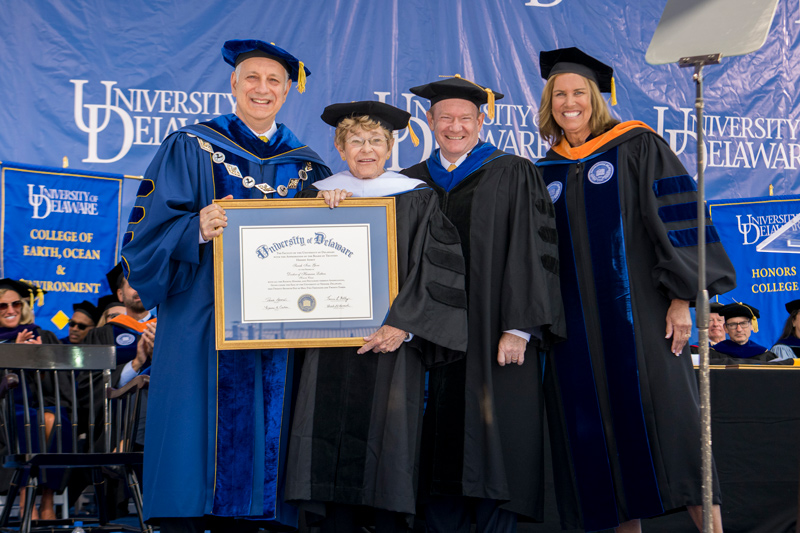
[
  {"xmin": 1, "ymin": 162, "xmax": 122, "ymax": 335},
  {"xmin": 708, "ymin": 195, "xmax": 800, "ymax": 348},
  {"xmin": 2, "ymin": 0, "xmax": 800, "ymax": 233}
]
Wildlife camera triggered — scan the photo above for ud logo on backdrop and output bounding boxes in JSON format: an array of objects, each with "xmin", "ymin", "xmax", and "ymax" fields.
[
  {"xmin": 71, "ymin": 79, "xmax": 232, "ymax": 164},
  {"xmin": 653, "ymin": 105, "xmax": 800, "ymax": 181}
]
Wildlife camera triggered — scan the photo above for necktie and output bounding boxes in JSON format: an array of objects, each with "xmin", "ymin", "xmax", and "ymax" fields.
[
  {"xmin": 447, "ymin": 164, "xmax": 457, "ymax": 172},
  {"xmin": 259, "ymin": 135, "xmax": 269, "ymax": 143}
]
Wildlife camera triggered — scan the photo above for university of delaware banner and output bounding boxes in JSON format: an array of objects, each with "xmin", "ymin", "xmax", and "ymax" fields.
[
  {"xmin": 1, "ymin": 161, "xmax": 122, "ymax": 336},
  {"xmin": 708, "ymin": 195, "xmax": 800, "ymax": 348}
]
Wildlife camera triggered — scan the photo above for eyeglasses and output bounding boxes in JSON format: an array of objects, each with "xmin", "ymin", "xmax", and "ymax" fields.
[
  {"xmin": 726, "ymin": 320, "xmax": 751, "ymax": 330},
  {"xmin": 68, "ymin": 320, "xmax": 92, "ymax": 331},
  {"xmin": 345, "ymin": 137, "xmax": 387, "ymax": 148},
  {"xmin": 0, "ymin": 300, "xmax": 22, "ymax": 312}
]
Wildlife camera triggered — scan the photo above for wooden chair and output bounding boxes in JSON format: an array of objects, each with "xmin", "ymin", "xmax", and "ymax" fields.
[{"xmin": 0, "ymin": 344, "xmax": 151, "ymax": 533}]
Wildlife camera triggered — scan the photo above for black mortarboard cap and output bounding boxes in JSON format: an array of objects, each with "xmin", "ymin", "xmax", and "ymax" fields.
[
  {"xmin": 709, "ymin": 302, "xmax": 725, "ymax": 313},
  {"xmin": 322, "ymin": 101, "xmax": 410, "ymax": 131},
  {"xmin": 222, "ymin": 39, "xmax": 309, "ymax": 92},
  {"xmin": 720, "ymin": 302, "xmax": 760, "ymax": 332},
  {"xmin": 0, "ymin": 278, "xmax": 46, "ymax": 308},
  {"xmin": 106, "ymin": 263, "xmax": 124, "ymax": 294},
  {"xmin": 72, "ymin": 300, "xmax": 100, "ymax": 324},
  {"xmin": 409, "ymin": 75, "xmax": 504, "ymax": 119},
  {"xmin": 97, "ymin": 294, "xmax": 124, "ymax": 313},
  {"xmin": 785, "ymin": 299, "xmax": 800, "ymax": 314},
  {"xmin": 539, "ymin": 47, "xmax": 615, "ymax": 96},
  {"xmin": 322, "ymin": 101, "xmax": 420, "ymax": 147}
]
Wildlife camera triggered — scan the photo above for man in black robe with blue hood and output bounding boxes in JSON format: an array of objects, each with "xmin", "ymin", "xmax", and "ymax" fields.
[{"xmin": 401, "ymin": 76, "xmax": 566, "ymax": 532}]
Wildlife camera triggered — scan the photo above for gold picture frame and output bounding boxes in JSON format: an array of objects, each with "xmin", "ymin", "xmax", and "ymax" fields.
[{"xmin": 213, "ymin": 197, "xmax": 398, "ymax": 349}]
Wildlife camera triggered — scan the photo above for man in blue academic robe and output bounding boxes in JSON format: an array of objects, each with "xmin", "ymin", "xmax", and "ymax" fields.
[
  {"xmin": 120, "ymin": 39, "xmax": 331, "ymax": 533},
  {"xmin": 710, "ymin": 302, "xmax": 777, "ymax": 364}
]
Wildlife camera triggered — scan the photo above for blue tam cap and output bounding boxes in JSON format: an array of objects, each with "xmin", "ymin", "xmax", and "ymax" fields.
[{"xmin": 222, "ymin": 39, "xmax": 309, "ymax": 92}]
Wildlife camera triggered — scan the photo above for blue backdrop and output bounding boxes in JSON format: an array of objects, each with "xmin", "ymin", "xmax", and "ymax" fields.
[{"xmin": 2, "ymin": 0, "xmax": 800, "ymax": 337}]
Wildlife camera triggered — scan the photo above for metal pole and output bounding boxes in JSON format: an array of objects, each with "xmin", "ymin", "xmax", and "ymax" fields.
[
  {"xmin": 681, "ymin": 52, "xmax": 719, "ymax": 533},
  {"xmin": 693, "ymin": 62, "xmax": 713, "ymax": 533}
]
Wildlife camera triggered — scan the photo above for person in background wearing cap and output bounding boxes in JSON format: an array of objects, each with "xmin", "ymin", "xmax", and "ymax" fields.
[
  {"xmin": 771, "ymin": 299, "xmax": 800, "ymax": 360},
  {"xmin": 690, "ymin": 302, "xmax": 727, "ymax": 359},
  {"xmin": 709, "ymin": 303, "xmax": 776, "ymax": 364},
  {"xmin": 401, "ymin": 76, "xmax": 566, "ymax": 532},
  {"xmin": 120, "ymin": 39, "xmax": 331, "ymax": 533},
  {"xmin": 60, "ymin": 300, "xmax": 99, "ymax": 345},
  {"xmin": 95, "ymin": 295, "xmax": 126, "ymax": 328},
  {"xmin": 83, "ymin": 263, "xmax": 156, "ymax": 386},
  {"xmin": 284, "ymin": 101, "xmax": 467, "ymax": 532},
  {"xmin": 0, "ymin": 278, "xmax": 69, "ymax": 520},
  {"xmin": 72, "ymin": 265, "xmax": 156, "ymax": 521},
  {"xmin": 708, "ymin": 302, "xmax": 728, "ymax": 346},
  {"xmin": 535, "ymin": 47, "xmax": 735, "ymax": 533},
  {"xmin": 0, "ymin": 278, "xmax": 57, "ymax": 345}
]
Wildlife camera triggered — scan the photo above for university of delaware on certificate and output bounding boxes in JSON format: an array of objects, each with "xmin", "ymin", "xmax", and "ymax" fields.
[{"xmin": 239, "ymin": 224, "xmax": 373, "ymax": 323}]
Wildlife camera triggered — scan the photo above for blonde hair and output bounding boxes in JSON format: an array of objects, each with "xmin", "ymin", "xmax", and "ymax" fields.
[
  {"xmin": 0, "ymin": 288, "xmax": 34, "ymax": 325},
  {"xmin": 538, "ymin": 73, "xmax": 619, "ymax": 147},
  {"xmin": 334, "ymin": 116, "xmax": 394, "ymax": 151}
]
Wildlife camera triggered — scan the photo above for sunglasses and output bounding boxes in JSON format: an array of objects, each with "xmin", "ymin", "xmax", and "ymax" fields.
[
  {"xmin": 68, "ymin": 320, "xmax": 92, "ymax": 331},
  {"xmin": 0, "ymin": 300, "xmax": 23, "ymax": 312}
]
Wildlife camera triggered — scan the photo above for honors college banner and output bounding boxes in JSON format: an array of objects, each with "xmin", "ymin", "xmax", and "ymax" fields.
[
  {"xmin": 709, "ymin": 195, "xmax": 800, "ymax": 348},
  {"xmin": 1, "ymin": 161, "xmax": 123, "ymax": 335}
]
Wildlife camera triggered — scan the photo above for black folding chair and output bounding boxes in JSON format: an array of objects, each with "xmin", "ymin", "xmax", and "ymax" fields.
[{"xmin": 0, "ymin": 344, "xmax": 151, "ymax": 533}]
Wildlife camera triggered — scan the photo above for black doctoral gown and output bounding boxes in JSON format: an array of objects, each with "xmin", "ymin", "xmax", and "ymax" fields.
[
  {"xmin": 402, "ymin": 146, "xmax": 566, "ymax": 521},
  {"xmin": 536, "ymin": 121, "xmax": 737, "ymax": 531},
  {"xmin": 285, "ymin": 181, "xmax": 468, "ymax": 524}
]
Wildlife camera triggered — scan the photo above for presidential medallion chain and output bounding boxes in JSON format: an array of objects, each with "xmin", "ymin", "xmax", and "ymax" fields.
[{"xmin": 188, "ymin": 134, "xmax": 312, "ymax": 198}]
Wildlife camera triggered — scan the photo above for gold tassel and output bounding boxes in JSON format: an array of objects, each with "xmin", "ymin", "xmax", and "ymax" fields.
[
  {"xmin": 297, "ymin": 62, "xmax": 306, "ymax": 93},
  {"xmin": 37, "ymin": 288, "xmax": 44, "ymax": 307},
  {"xmin": 740, "ymin": 302, "xmax": 758, "ymax": 333},
  {"xmin": 407, "ymin": 121, "xmax": 420, "ymax": 147},
  {"xmin": 440, "ymin": 73, "xmax": 496, "ymax": 119},
  {"xmin": 611, "ymin": 77, "xmax": 617, "ymax": 106}
]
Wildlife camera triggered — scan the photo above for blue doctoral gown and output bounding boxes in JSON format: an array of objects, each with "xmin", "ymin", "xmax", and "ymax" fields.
[{"xmin": 121, "ymin": 114, "xmax": 330, "ymax": 525}]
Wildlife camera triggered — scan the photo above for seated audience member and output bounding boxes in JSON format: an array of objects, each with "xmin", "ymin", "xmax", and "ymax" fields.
[
  {"xmin": 79, "ymin": 266, "xmax": 155, "ymax": 519},
  {"xmin": 84, "ymin": 264, "xmax": 156, "ymax": 378},
  {"xmin": 0, "ymin": 278, "xmax": 56, "ymax": 344},
  {"xmin": 691, "ymin": 302, "xmax": 726, "ymax": 357},
  {"xmin": 96, "ymin": 295, "xmax": 126, "ymax": 327},
  {"xmin": 60, "ymin": 300, "xmax": 100, "ymax": 344},
  {"xmin": 770, "ymin": 298, "xmax": 800, "ymax": 360},
  {"xmin": 0, "ymin": 278, "xmax": 69, "ymax": 520},
  {"xmin": 710, "ymin": 303, "xmax": 777, "ymax": 364}
]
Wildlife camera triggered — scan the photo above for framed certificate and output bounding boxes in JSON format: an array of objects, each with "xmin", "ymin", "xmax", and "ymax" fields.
[{"xmin": 213, "ymin": 198, "xmax": 398, "ymax": 349}]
